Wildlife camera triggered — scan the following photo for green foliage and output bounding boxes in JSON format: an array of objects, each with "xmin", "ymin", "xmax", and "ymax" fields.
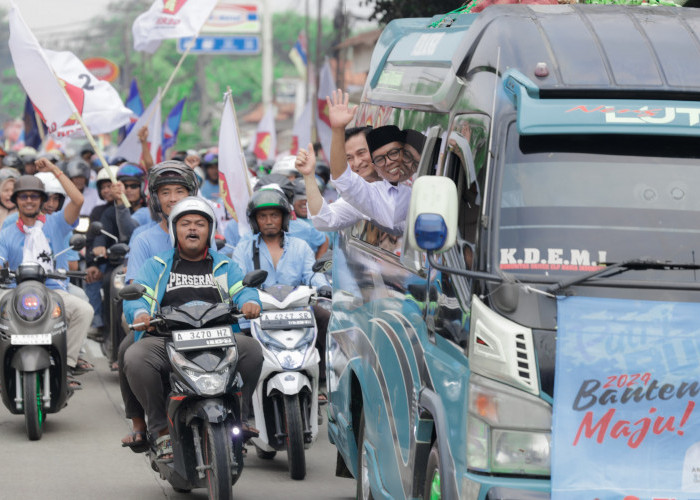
[{"xmin": 363, "ymin": 0, "xmax": 465, "ymax": 25}]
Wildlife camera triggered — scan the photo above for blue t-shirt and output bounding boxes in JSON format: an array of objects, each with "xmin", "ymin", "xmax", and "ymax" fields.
[
  {"xmin": 125, "ymin": 223, "xmax": 171, "ymax": 283},
  {"xmin": 2, "ymin": 212, "xmax": 18, "ymax": 230},
  {"xmin": 132, "ymin": 206, "xmax": 152, "ymax": 226},
  {"xmin": 200, "ymin": 180, "xmax": 221, "ymax": 202},
  {"xmin": 288, "ymin": 219, "xmax": 327, "ymax": 253},
  {"xmin": 232, "ymin": 233, "xmax": 329, "ymax": 289},
  {"xmin": 0, "ymin": 210, "xmax": 77, "ymax": 290},
  {"xmin": 222, "ymin": 219, "xmax": 241, "ymax": 256}
]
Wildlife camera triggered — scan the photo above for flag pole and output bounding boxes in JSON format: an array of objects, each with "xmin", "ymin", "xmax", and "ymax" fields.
[{"xmin": 226, "ymin": 87, "xmax": 253, "ymax": 197}]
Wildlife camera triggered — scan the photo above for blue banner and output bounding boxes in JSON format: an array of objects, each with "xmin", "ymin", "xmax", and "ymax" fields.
[
  {"xmin": 162, "ymin": 98, "xmax": 185, "ymax": 153},
  {"xmin": 553, "ymin": 296, "xmax": 700, "ymax": 500}
]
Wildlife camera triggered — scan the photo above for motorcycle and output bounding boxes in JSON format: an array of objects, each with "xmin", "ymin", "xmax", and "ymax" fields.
[
  {"xmin": 248, "ymin": 258, "xmax": 332, "ymax": 480},
  {"xmin": 118, "ymin": 268, "xmax": 267, "ymax": 499},
  {"xmin": 87, "ymin": 221, "xmax": 129, "ymax": 365},
  {"xmin": 0, "ymin": 235, "xmax": 87, "ymax": 440}
]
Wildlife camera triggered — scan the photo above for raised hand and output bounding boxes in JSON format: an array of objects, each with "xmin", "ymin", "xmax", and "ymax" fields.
[
  {"xmin": 327, "ymin": 88, "xmax": 357, "ymax": 130},
  {"xmin": 295, "ymin": 143, "xmax": 316, "ymax": 177}
]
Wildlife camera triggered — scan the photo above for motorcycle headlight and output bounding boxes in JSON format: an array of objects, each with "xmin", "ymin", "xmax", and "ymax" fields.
[
  {"xmin": 167, "ymin": 344, "xmax": 229, "ymax": 396},
  {"xmin": 14, "ymin": 286, "xmax": 48, "ymax": 321},
  {"xmin": 252, "ymin": 321, "xmax": 286, "ymax": 351},
  {"xmin": 274, "ymin": 350, "xmax": 306, "ymax": 370},
  {"xmin": 467, "ymin": 373, "xmax": 551, "ymax": 476}
]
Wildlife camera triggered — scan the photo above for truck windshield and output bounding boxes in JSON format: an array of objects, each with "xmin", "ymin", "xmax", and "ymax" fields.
[{"xmin": 496, "ymin": 124, "xmax": 700, "ymax": 284}]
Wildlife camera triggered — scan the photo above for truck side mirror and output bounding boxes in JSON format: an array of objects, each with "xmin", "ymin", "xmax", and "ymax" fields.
[{"xmin": 406, "ymin": 176, "xmax": 458, "ymax": 253}]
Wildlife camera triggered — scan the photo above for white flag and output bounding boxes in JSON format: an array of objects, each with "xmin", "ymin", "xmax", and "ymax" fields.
[
  {"xmin": 115, "ymin": 90, "xmax": 162, "ymax": 165},
  {"xmin": 133, "ymin": 0, "xmax": 218, "ymax": 53},
  {"xmin": 315, "ymin": 61, "xmax": 336, "ymax": 162},
  {"xmin": 290, "ymin": 100, "xmax": 312, "ymax": 156},
  {"xmin": 253, "ymin": 106, "xmax": 277, "ymax": 161},
  {"xmin": 218, "ymin": 92, "xmax": 252, "ymax": 234},
  {"xmin": 8, "ymin": 3, "xmax": 132, "ymax": 138}
]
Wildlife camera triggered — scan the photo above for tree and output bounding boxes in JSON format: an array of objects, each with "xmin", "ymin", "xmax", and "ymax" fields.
[{"xmin": 363, "ymin": 0, "xmax": 466, "ymax": 25}]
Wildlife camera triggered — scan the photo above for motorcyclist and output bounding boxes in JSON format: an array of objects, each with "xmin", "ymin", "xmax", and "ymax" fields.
[
  {"xmin": 0, "ymin": 167, "xmax": 19, "ymax": 226},
  {"xmin": 0, "ymin": 160, "xmax": 93, "ymax": 388},
  {"xmin": 122, "ymin": 197, "xmax": 263, "ymax": 460},
  {"xmin": 232, "ymin": 188, "xmax": 331, "ymax": 388},
  {"xmin": 200, "ymin": 152, "xmax": 221, "ymax": 203}
]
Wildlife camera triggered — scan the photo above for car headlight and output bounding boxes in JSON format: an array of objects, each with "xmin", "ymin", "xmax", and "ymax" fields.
[
  {"xmin": 467, "ymin": 373, "xmax": 551, "ymax": 476},
  {"xmin": 14, "ymin": 286, "xmax": 48, "ymax": 321}
]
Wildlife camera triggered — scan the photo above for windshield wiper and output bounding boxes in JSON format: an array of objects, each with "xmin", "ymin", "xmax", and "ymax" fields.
[{"xmin": 546, "ymin": 258, "xmax": 700, "ymax": 294}]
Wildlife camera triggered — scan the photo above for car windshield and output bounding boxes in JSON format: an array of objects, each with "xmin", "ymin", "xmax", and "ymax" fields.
[{"xmin": 496, "ymin": 124, "xmax": 700, "ymax": 284}]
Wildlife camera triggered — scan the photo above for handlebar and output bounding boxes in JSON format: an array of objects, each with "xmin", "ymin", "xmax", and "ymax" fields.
[{"xmin": 128, "ymin": 318, "xmax": 165, "ymax": 330}]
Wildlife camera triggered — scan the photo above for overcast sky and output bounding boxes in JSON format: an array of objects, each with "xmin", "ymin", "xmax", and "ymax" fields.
[{"xmin": 0, "ymin": 0, "xmax": 375, "ymax": 33}]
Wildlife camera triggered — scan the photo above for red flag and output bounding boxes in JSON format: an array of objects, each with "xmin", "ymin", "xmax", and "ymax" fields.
[{"xmin": 253, "ymin": 107, "xmax": 276, "ymax": 161}]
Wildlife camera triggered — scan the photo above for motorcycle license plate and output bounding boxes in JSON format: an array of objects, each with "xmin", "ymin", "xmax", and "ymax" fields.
[
  {"xmin": 260, "ymin": 310, "xmax": 314, "ymax": 329},
  {"xmin": 172, "ymin": 326, "xmax": 234, "ymax": 351},
  {"xmin": 11, "ymin": 334, "xmax": 51, "ymax": 345}
]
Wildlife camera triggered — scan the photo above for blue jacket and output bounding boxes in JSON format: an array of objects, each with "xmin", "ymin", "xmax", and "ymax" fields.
[{"xmin": 124, "ymin": 248, "xmax": 261, "ymax": 341}]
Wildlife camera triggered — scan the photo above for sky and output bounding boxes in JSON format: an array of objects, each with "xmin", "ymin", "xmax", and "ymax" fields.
[{"xmin": 0, "ymin": 0, "xmax": 376, "ymax": 34}]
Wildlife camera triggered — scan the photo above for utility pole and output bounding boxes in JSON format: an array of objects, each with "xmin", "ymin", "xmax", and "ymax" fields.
[
  {"xmin": 305, "ymin": 0, "xmax": 310, "ymax": 103},
  {"xmin": 262, "ymin": 0, "xmax": 273, "ymax": 109},
  {"xmin": 313, "ymin": 0, "xmax": 323, "ymax": 144}
]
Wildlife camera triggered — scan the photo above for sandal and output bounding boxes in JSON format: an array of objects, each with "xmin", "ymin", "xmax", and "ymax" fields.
[
  {"xmin": 155, "ymin": 434, "xmax": 173, "ymax": 462},
  {"xmin": 67, "ymin": 377, "xmax": 82, "ymax": 391},
  {"xmin": 241, "ymin": 422, "xmax": 259, "ymax": 440},
  {"xmin": 122, "ymin": 430, "xmax": 149, "ymax": 453},
  {"xmin": 73, "ymin": 358, "xmax": 94, "ymax": 374}
]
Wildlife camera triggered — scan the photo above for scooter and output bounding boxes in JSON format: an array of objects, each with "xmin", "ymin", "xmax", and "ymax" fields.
[
  {"xmin": 87, "ymin": 222, "xmax": 128, "ymax": 365},
  {"xmin": 119, "ymin": 268, "xmax": 267, "ymax": 500},
  {"xmin": 0, "ymin": 235, "xmax": 87, "ymax": 440},
  {"xmin": 248, "ymin": 265, "xmax": 331, "ymax": 480}
]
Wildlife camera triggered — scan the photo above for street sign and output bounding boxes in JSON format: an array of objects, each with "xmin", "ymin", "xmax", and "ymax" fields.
[
  {"xmin": 177, "ymin": 35, "xmax": 261, "ymax": 55},
  {"xmin": 202, "ymin": 2, "xmax": 261, "ymax": 34}
]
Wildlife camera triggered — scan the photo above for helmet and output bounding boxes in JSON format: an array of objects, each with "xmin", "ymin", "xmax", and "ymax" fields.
[
  {"xmin": 270, "ymin": 155, "xmax": 299, "ymax": 178},
  {"xmin": 2, "ymin": 153, "xmax": 23, "ymax": 171},
  {"xmin": 167, "ymin": 196, "xmax": 217, "ymax": 249},
  {"xmin": 34, "ymin": 172, "xmax": 66, "ymax": 210},
  {"xmin": 116, "ymin": 163, "xmax": 144, "ymax": 183},
  {"xmin": 147, "ymin": 160, "xmax": 198, "ymax": 215},
  {"xmin": 246, "ymin": 188, "xmax": 291, "ymax": 234},
  {"xmin": 11, "ymin": 175, "xmax": 47, "ymax": 205},
  {"xmin": 39, "ymin": 152, "xmax": 61, "ymax": 165},
  {"xmin": 254, "ymin": 173, "xmax": 295, "ymax": 204},
  {"xmin": 292, "ymin": 178, "xmax": 307, "ymax": 203},
  {"xmin": 0, "ymin": 168, "xmax": 20, "ymax": 184},
  {"xmin": 18, "ymin": 147, "xmax": 37, "ymax": 164},
  {"xmin": 96, "ymin": 166, "xmax": 119, "ymax": 200},
  {"xmin": 193, "ymin": 166, "xmax": 205, "ymax": 188},
  {"xmin": 202, "ymin": 152, "xmax": 218, "ymax": 167},
  {"xmin": 64, "ymin": 159, "xmax": 91, "ymax": 181},
  {"xmin": 109, "ymin": 156, "xmax": 128, "ymax": 166}
]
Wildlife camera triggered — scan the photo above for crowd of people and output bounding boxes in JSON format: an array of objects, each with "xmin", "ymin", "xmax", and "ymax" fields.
[{"xmin": 0, "ymin": 88, "xmax": 424, "ymax": 461}]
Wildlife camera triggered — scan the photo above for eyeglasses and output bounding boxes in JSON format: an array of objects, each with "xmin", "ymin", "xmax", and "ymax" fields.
[
  {"xmin": 17, "ymin": 193, "xmax": 42, "ymax": 201},
  {"xmin": 372, "ymin": 147, "xmax": 403, "ymax": 167},
  {"xmin": 123, "ymin": 184, "xmax": 141, "ymax": 190}
]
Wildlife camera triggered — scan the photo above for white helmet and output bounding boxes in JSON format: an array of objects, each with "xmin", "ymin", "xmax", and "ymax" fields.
[
  {"xmin": 167, "ymin": 196, "xmax": 217, "ymax": 250},
  {"xmin": 34, "ymin": 172, "xmax": 66, "ymax": 196},
  {"xmin": 96, "ymin": 166, "xmax": 119, "ymax": 200},
  {"xmin": 270, "ymin": 155, "xmax": 299, "ymax": 177}
]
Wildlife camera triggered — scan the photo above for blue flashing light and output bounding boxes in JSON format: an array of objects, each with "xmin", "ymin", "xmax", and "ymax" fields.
[{"xmin": 414, "ymin": 214, "xmax": 448, "ymax": 251}]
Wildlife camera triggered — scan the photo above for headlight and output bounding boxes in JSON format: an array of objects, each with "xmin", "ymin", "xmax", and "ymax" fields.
[
  {"xmin": 274, "ymin": 350, "xmax": 306, "ymax": 370},
  {"xmin": 14, "ymin": 287, "xmax": 48, "ymax": 321},
  {"xmin": 467, "ymin": 373, "xmax": 551, "ymax": 476},
  {"xmin": 167, "ymin": 344, "xmax": 230, "ymax": 396}
]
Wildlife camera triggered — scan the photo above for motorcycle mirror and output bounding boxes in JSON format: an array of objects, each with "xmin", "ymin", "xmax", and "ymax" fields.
[
  {"xmin": 215, "ymin": 237, "xmax": 226, "ymax": 251},
  {"xmin": 242, "ymin": 270, "xmax": 267, "ymax": 288},
  {"xmin": 69, "ymin": 234, "xmax": 86, "ymax": 251},
  {"xmin": 118, "ymin": 283, "xmax": 147, "ymax": 301},
  {"xmin": 312, "ymin": 257, "xmax": 332, "ymax": 274},
  {"xmin": 87, "ymin": 221, "xmax": 104, "ymax": 236},
  {"xmin": 109, "ymin": 243, "xmax": 129, "ymax": 257}
]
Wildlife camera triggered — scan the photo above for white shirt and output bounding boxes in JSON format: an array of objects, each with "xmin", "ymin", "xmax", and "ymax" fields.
[
  {"xmin": 332, "ymin": 167, "xmax": 411, "ymax": 234},
  {"xmin": 310, "ymin": 197, "xmax": 369, "ymax": 232}
]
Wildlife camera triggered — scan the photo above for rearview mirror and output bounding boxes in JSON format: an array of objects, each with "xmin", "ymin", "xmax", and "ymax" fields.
[
  {"xmin": 118, "ymin": 283, "xmax": 147, "ymax": 301},
  {"xmin": 69, "ymin": 234, "xmax": 86, "ymax": 251},
  {"xmin": 242, "ymin": 270, "xmax": 267, "ymax": 288},
  {"xmin": 88, "ymin": 221, "xmax": 104, "ymax": 237}
]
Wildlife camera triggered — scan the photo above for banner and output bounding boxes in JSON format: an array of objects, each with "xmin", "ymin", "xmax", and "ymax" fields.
[
  {"xmin": 132, "ymin": 0, "xmax": 218, "ymax": 53},
  {"xmin": 217, "ymin": 92, "xmax": 251, "ymax": 235},
  {"xmin": 289, "ymin": 31, "xmax": 308, "ymax": 79},
  {"xmin": 8, "ymin": 4, "xmax": 131, "ymax": 138},
  {"xmin": 162, "ymin": 98, "xmax": 185, "ymax": 153},
  {"xmin": 119, "ymin": 78, "xmax": 145, "ymax": 143},
  {"xmin": 115, "ymin": 90, "xmax": 162, "ymax": 165},
  {"xmin": 315, "ymin": 61, "xmax": 335, "ymax": 162},
  {"xmin": 552, "ymin": 296, "xmax": 700, "ymax": 499},
  {"xmin": 290, "ymin": 100, "xmax": 311, "ymax": 156},
  {"xmin": 253, "ymin": 106, "xmax": 276, "ymax": 161}
]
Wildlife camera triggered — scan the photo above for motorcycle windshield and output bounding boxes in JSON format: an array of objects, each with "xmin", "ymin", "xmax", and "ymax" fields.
[{"xmin": 161, "ymin": 301, "xmax": 233, "ymax": 330}]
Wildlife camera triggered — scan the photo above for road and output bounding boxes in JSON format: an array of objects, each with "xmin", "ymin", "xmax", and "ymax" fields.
[{"xmin": 0, "ymin": 341, "xmax": 356, "ymax": 500}]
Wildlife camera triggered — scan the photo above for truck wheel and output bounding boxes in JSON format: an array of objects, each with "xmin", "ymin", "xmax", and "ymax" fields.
[
  {"xmin": 23, "ymin": 371, "xmax": 43, "ymax": 441},
  {"xmin": 202, "ymin": 421, "xmax": 233, "ymax": 500},
  {"xmin": 284, "ymin": 394, "xmax": 306, "ymax": 480},
  {"xmin": 356, "ymin": 412, "xmax": 374, "ymax": 500},
  {"xmin": 423, "ymin": 442, "xmax": 441, "ymax": 500}
]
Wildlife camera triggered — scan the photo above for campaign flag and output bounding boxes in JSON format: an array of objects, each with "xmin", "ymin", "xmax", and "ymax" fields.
[
  {"xmin": 290, "ymin": 100, "xmax": 312, "ymax": 156},
  {"xmin": 132, "ymin": 0, "xmax": 218, "ymax": 53},
  {"xmin": 218, "ymin": 92, "xmax": 252, "ymax": 234},
  {"xmin": 315, "ymin": 61, "xmax": 335, "ymax": 162},
  {"xmin": 8, "ymin": 3, "xmax": 131, "ymax": 138},
  {"xmin": 22, "ymin": 96, "xmax": 46, "ymax": 150},
  {"xmin": 162, "ymin": 98, "xmax": 185, "ymax": 153},
  {"xmin": 115, "ymin": 90, "xmax": 162, "ymax": 165},
  {"xmin": 118, "ymin": 79, "xmax": 145, "ymax": 143},
  {"xmin": 253, "ymin": 106, "xmax": 276, "ymax": 161},
  {"xmin": 551, "ymin": 296, "xmax": 700, "ymax": 499},
  {"xmin": 289, "ymin": 31, "xmax": 308, "ymax": 79}
]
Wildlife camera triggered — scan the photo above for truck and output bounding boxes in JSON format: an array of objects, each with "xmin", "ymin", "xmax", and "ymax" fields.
[{"xmin": 325, "ymin": 4, "xmax": 700, "ymax": 500}]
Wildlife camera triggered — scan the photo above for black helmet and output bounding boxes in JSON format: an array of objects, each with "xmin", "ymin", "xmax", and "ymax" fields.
[
  {"xmin": 64, "ymin": 158, "xmax": 91, "ymax": 181},
  {"xmin": 254, "ymin": 174, "xmax": 295, "ymax": 204},
  {"xmin": 292, "ymin": 178, "xmax": 307, "ymax": 203},
  {"xmin": 11, "ymin": 175, "xmax": 47, "ymax": 205},
  {"xmin": 2, "ymin": 153, "xmax": 23, "ymax": 171},
  {"xmin": 246, "ymin": 187, "xmax": 291, "ymax": 234},
  {"xmin": 148, "ymin": 161, "xmax": 198, "ymax": 215}
]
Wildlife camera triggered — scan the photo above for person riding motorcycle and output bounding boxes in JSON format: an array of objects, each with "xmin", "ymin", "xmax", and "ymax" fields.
[
  {"xmin": 64, "ymin": 158, "xmax": 99, "ymax": 217},
  {"xmin": 122, "ymin": 197, "xmax": 263, "ymax": 460},
  {"xmin": 0, "ymin": 167, "xmax": 19, "ymax": 226}
]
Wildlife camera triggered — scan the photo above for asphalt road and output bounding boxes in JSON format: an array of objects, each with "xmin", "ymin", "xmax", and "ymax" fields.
[{"xmin": 0, "ymin": 340, "xmax": 356, "ymax": 500}]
